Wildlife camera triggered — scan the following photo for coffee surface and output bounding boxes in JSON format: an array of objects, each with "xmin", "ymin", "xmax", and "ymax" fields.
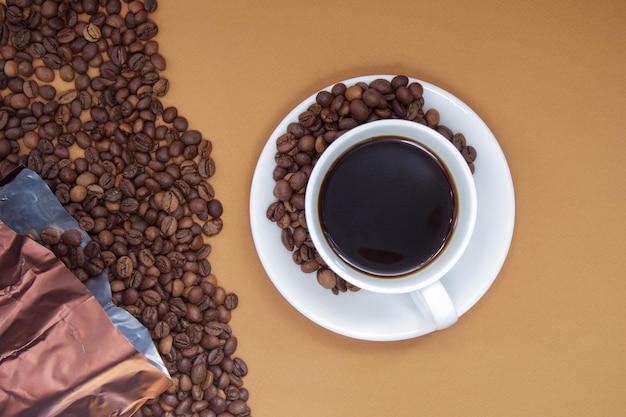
[{"xmin": 319, "ymin": 137, "xmax": 455, "ymax": 275}]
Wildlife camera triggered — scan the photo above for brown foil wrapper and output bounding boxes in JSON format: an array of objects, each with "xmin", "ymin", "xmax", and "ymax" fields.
[{"xmin": 0, "ymin": 221, "xmax": 171, "ymax": 417}]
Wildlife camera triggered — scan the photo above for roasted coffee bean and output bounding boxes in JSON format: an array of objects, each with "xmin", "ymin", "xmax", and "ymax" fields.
[
  {"xmin": 116, "ymin": 255, "xmax": 133, "ymax": 278},
  {"xmin": 142, "ymin": 306, "xmax": 158, "ymax": 329},
  {"xmin": 202, "ymin": 218, "xmax": 223, "ymax": 237},
  {"xmin": 273, "ymin": 179, "xmax": 292, "ymax": 202},
  {"xmin": 437, "ymin": 124, "xmax": 454, "ymax": 140},
  {"xmin": 84, "ymin": 258, "xmax": 104, "ymax": 276},
  {"xmin": 228, "ymin": 399, "xmax": 250, "ymax": 416},
  {"xmin": 395, "ymin": 85, "xmax": 414, "ymax": 105},
  {"xmin": 138, "ymin": 248, "xmax": 156, "ymax": 267},
  {"xmin": 83, "ymin": 23, "xmax": 101, "ymax": 42},
  {"xmin": 462, "ymin": 145, "xmax": 477, "ymax": 163},
  {"xmin": 391, "ymin": 74, "xmax": 409, "ymax": 89},
  {"xmin": 153, "ymin": 171, "xmax": 174, "ymax": 188},
  {"xmin": 169, "ymin": 297, "xmax": 187, "ymax": 317},
  {"xmin": 42, "ymin": 53, "xmax": 63, "ymax": 69},
  {"xmin": 173, "ymin": 333, "xmax": 191, "ymax": 350},
  {"xmin": 207, "ymin": 199, "xmax": 223, "ymax": 218},
  {"xmin": 349, "ymin": 99, "xmax": 370, "ymax": 122},
  {"xmin": 124, "ymin": 229, "xmax": 143, "ymax": 246},
  {"xmin": 452, "ymin": 133, "xmax": 467, "ymax": 151},
  {"xmin": 316, "ymin": 90, "xmax": 333, "ymax": 107},
  {"xmin": 189, "ymin": 363, "xmax": 207, "ymax": 386},
  {"xmin": 123, "ymin": 288, "xmax": 139, "ymax": 305},
  {"xmin": 207, "ymin": 348, "xmax": 224, "ymax": 366},
  {"xmin": 142, "ymin": 289, "xmax": 162, "ymax": 306},
  {"xmin": 362, "ymin": 88, "xmax": 383, "ymax": 108},
  {"xmin": 288, "ymin": 171, "xmax": 307, "ymax": 190},
  {"xmin": 160, "ymin": 215, "xmax": 178, "ymax": 236},
  {"xmin": 198, "ymin": 158, "xmax": 215, "ymax": 178},
  {"xmin": 160, "ymin": 190, "xmax": 179, "ymax": 213},
  {"xmin": 51, "ymin": 242, "xmax": 70, "ymax": 257},
  {"xmin": 177, "ymin": 130, "xmax": 199, "ymax": 146},
  {"xmin": 276, "ymin": 132, "xmax": 297, "ymax": 153},
  {"xmin": 197, "ymin": 259, "xmax": 211, "ymax": 277},
  {"xmin": 77, "ymin": 216, "xmax": 95, "ymax": 232},
  {"xmin": 136, "ymin": 21, "xmax": 158, "ymax": 41},
  {"xmin": 425, "ymin": 108, "xmax": 440, "ymax": 127},
  {"xmin": 223, "ymin": 293, "xmax": 238, "ymax": 311},
  {"xmin": 184, "ymin": 286, "xmax": 203, "ymax": 305},
  {"xmin": 40, "ymin": 227, "xmax": 62, "ymax": 245},
  {"xmin": 186, "ymin": 324, "xmax": 204, "ymax": 345},
  {"xmin": 370, "ymin": 78, "xmax": 393, "ymax": 94},
  {"xmin": 23, "ymin": 80, "xmax": 39, "ymax": 99},
  {"xmin": 120, "ymin": 197, "xmax": 139, "ymax": 213},
  {"xmin": 84, "ymin": 240, "xmax": 101, "ymax": 258},
  {"xmin": 154, "ymin": 321, "xmax": 170, "ymax": 338},
  {"xmin": 61, "ymin": 229, "xmax": 83, "ymax": 247},
  {"xmin": 317, "ymin": 268, "xmax": 337, "ymax": 289}
]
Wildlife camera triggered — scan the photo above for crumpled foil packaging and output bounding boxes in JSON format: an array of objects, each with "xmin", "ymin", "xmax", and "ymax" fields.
[{"xmin": 0, "ymin": 168, "xmax": 172, "ymax": 417}]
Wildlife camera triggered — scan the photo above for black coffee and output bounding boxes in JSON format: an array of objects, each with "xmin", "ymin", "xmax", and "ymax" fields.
[{"xmin": 319, "ymin": 137, "xmax": 456, "ymax": 276}]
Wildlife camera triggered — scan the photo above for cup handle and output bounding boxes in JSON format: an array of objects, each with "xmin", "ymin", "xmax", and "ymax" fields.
[{"xmin": 409, "ymin": 280, "xmax": 458, "ymax": 330}]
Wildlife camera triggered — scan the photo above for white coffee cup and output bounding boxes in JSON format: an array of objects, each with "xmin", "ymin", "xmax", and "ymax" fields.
[{"xmin": 305, "ymin": 119, "xmax": 477, "ymax": 330}]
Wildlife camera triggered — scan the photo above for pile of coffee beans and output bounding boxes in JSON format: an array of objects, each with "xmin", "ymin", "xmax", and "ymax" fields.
[
  {"xmin": 29, "ymin": 226, "xmax": 105, "ymax": 280},
  {"xmin": 0, "ymin": 1, "xmax": 250, "ymax": 416},
  {"xmin": 267, "ymin": 75, "xmax": 477, "ymax": 295}
]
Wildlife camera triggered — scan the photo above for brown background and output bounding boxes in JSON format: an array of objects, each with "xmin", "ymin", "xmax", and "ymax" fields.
[{"xmin": 153, "ymin": 1, "xmax": 625, "ymax": 416}]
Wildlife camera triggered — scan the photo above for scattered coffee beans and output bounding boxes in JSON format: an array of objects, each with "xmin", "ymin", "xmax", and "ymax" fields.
[
  {"xmin": 267, "ymin": 76, "xmax": 477, "ymax": 294},
  {"xmin": 0, "ymin": 1, "xmax": 250, "ymax": 416},
  {"xmin": 27, "ymin": 226, "xmax": 104, "ymax": 282}
]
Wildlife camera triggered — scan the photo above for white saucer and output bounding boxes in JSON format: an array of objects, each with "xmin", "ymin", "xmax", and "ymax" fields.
[{"xmin": 249, "ymin": 75, "xmax": 515, "ymax": 341}]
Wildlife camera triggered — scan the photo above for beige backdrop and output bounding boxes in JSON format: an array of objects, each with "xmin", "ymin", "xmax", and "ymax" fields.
[{"xmin": 153, "ymin": 1, "xmax": 625, "ymax": 416}]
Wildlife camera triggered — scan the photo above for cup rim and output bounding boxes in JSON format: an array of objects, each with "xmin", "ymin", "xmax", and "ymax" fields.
[{"xmin": 305, "ymin": 119, "xmax": 478, "ymax": 294}]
